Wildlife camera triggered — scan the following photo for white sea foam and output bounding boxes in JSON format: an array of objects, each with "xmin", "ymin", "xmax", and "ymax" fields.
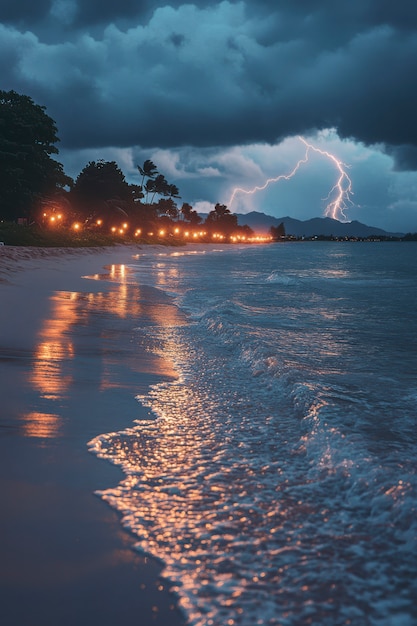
[{"xmin": 89, "ymin": 242, "xmax": 417, "ymax": 626}]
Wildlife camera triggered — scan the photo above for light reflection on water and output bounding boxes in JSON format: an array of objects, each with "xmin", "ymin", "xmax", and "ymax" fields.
[
  {"xmin": 23, "ymin": 264, "xmax": 182, "ymax": 440},
  {"xmin": 21, "ymin": 411, "xmax": 62, "ymax": 439},
  {"xmin": 29, "ymin": 292, "xmax": 77, "ymax": 401},
  {"xmin": 89, "ymin": 244, "xmax": 417, "ymax": 626},
  {"xmin": 88, "ymin": 324, "xmax": 373, "ymax": 626}
]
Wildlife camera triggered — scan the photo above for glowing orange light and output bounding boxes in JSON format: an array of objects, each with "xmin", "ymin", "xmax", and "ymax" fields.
[
  {"xmin": 96, "ymin": 219, "xmax": 103, "ymax": 226},
  {"xmin": 246, "ymin": 234, "xmax": 273, "ymax": 243},
  {"xmin": 111, "ymin": 226, "xmax": 117, "ymax": 233},
  {"xmin": 73, "ymin": 222, "xmax": 80, "ymax": 231},
  {"xmin": 159, "ymin": 229, "xmax": 166, "ymax": 237},
  {"xmin": 22, "ymin": 412, "xmax": 62, "ymax": 439}
]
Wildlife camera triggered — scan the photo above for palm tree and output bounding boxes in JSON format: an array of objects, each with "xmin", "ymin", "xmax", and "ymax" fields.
[
  {"xmin": 207, "ymin": 203, "xmax": 230, "ymax": 222},
  {"xmin": 137, "ymin": 159, "xmax": 158, "ymax": 187},
  {"xmin": 151, "ymin": 174, "xmax": 169, "ymax": 203},
  {"xmin": 167, "ymin": 184, "xmax": 181, "ymax": 200},
  {"xmin": 181, "ymin": 202, "xmax": 202, "ymax": 225},
  {"xmin": 144, "ymin": 179, "xmax": 155, "ymax": 202},
  {"xmin": 181, "ymin": 202, "xmax": 193, "ymax": 221},
  {"xmin": 205, "ymin": 203, "xmax": 237, "ymax": 235}
]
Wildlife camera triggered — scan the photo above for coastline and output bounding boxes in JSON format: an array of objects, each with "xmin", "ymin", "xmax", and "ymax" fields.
[{"xmin": 0, "ymin": 245, "xmax": 186, "ymax": 626}]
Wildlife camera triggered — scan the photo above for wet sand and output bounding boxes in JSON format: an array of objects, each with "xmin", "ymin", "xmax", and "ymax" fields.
[{"xmin": 0, "ymin": 245, "xmax": 185, "ymax": 626}]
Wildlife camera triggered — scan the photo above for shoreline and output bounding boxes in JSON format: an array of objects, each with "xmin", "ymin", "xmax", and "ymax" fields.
[{"xmin": 0, "ymin": 245, "xmax": 186, "ymax": 626}]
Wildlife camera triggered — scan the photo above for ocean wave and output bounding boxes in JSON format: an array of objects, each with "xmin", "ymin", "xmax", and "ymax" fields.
[
  {"xmin": 266, "ymin": 270, "xmax": 298, "ymax": 286},
  {"xmin": 88, "ymin": 242, "xmax": 417, "ymax": 626}
]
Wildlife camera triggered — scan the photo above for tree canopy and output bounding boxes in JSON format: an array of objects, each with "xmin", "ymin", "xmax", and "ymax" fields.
[
  {"xmin": 270, "ymin": 222, "xmax": 286, "ymax": 240},
  {"xmin": 0, "ymin": 90, "xmax": 254, "ymax": 242},
  {"xmin": 137, "ymin": 159, "xmax": 158, "ymax": 187},
  {"xmin": 205, "ymin": 203, "xmax": 238, "ymax": 234},
  {"xmin": 71, "ymin": 160, "xmax": 133, "ymax": 216},
  {"xmin": 181, "ymin": 202, "xmax": 202, "ymax": 224},
  {"xmin": 0, "ymin": 90, "xmax": 71, "ymax": 220}
]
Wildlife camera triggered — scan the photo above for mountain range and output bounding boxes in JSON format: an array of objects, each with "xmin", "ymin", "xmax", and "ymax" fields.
[{"xmin": 235, "ymin": 212, "xmax": 405, "ymax": 238}]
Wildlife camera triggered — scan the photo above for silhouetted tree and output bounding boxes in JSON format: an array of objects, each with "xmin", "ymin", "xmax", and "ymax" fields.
[
  {"xmin": 0, "ymin": 90, "xmax": 71, "ymax": 221},
  {"xmin": 71, "ymin": 160, "xmax": 133, "ymax": 220},
  {"xmin": 205, "ymin": 203, "xmax": 238, "ymax": 234},
  {"xmin": 157, "ymin": 198, "xmax": 179, "ymax": 219},
  {"xmin": 137, "ymin": 159, "xmax": 158, "ymax": 187},
  {"xmin": 240, "ymin": 224, "xmax": 255, "ymax": 238},
  {"xmin": 167, "ymin": 184, "xmax": 181, "ymax": 200},
  {"xmin": 144, "ymin": 178, "xmax": 155, "ymax": 202},
  {"xmin": 150, "ymin": 174, "xmax": 170, "ymax": 203},
  {"xmin": 129, "ymin": 183, "xmax": 144, "ymax": 204},
  {"xmin": 181, "ymin": 202, "xmax": 202, "ymax": 224},
  {"xmin": 181, "ymin": 202, "xmax": 193, "ymax": 221},
  {"xmin": 136, "ymin": 161, "xmax": 180, "ymax": 209},
  {"xmin": 137, "ymin": 202, "xmax": 159, "ymax": 230},
  {"xmin": 270, "ymin": 222, "xmax": 286, "ymax": 240}
]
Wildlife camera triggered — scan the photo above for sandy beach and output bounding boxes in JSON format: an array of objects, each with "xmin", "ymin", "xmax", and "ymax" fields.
[{"xmin": 0, "ymin": 245, "xmax": 185, "ymax": 626}]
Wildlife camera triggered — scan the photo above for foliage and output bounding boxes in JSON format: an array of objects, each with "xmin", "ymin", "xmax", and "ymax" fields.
[
  {"xmin": 70, "ymin": 160, "xmax": 134, "ymax": 219},
  {"xmin": 0, "ymin": 90, "xmax": 71, "ymax": 221},
  {"xmin": 0, "ymin": 221, "xmax": 117, "ymax": 247},
  {"xmin": 0, "ymin": 90, "xmax": 259, "ymax": 243},
  {"xmin": 270, "ymin": 222, "xmax": 286, "ymax": 240},
  {"xmin": 205, "ymin": 203, "xmax": 238, "ymax": 234},
  {"xmin": 181, "ymin": 202, "xmax": 202, "ymax": 224},
  {"xmin": 137, "ymin": 159, "xmax": 158, "ymax": 187},
  {"xmin": 157, "ymin": 197, "xmax": 179, "ymax": 219}
]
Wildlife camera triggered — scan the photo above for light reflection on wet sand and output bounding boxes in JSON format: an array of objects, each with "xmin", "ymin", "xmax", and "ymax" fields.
[
  {"xmin": 21, "ymin": 411, "xmax": 62, "ymax": 439},
  {"xmin": 22, "ymin": 263, "xmax": 185, "ymax": 439},
  {"xmin": 88, "ymin": 322, "xmax": 302, "ymax": 626},
  {"xmin": 0, "ymin": 252, "xmax": 188, "ymax": 626}
]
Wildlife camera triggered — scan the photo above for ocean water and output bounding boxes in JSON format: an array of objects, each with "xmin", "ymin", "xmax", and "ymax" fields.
[{"xmin": 89, "ymin": 242, "xmax": 417, "ymax": 626}]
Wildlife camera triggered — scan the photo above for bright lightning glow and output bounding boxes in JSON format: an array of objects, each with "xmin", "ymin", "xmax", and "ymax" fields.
[
  {"xmin": 299, "ymin": 136, "xmax": 353, "ymax": 220},
  {"xmin": 227, "ymin": 142, "xmax": 310, "ymax": 210},
  {"xmin": 228, "ymin": 136, "xmax": 354, "ymax": 221}
]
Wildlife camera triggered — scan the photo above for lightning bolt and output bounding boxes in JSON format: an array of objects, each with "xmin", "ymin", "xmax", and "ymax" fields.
[
  {"xmin": 299, "ymin": 136, "xmax": 353, "ymax": 220},
  {"xmin": 227, "ymin": 136, "xmax": 354, "ymax": 221}
]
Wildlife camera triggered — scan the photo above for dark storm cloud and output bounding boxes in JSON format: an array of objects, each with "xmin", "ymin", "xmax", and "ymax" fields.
[
  {"xmin": 0, "ymin": 0, "xmax": 52, "ymax": 24},
  {"xmin": 2, "ymin": 0, "xmax": 417, "ymax": 169},
  {"xmin": 386, "ymin": 145, "xmax": 417, "ymax": 171},
  {"xmin": 0, "ymin": 0, "xmax": 214, "ymax": 30},
  {"xmin": 72, "ymin": 0, "xmax": 154, "ymax": 28}
]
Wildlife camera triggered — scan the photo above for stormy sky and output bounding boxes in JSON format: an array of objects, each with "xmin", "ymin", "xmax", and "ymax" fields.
[{"xmin": 2, "ymin": 0, "xmax": 417, "ymax": 231}]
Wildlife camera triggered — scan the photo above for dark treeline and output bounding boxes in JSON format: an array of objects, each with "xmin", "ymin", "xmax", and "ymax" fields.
[
  {"xmin": 269, "ymin": 222, "xmax": 417, "ymax": 242},
  {"xmin": 0, "ymin": 89, "xmax": 254, "ymax": 242}
]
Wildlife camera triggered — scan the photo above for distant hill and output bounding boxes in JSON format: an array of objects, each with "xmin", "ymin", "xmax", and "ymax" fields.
[{"xmin": 234, "ymin": 212, "xmax": 405, "ymax": 238}]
